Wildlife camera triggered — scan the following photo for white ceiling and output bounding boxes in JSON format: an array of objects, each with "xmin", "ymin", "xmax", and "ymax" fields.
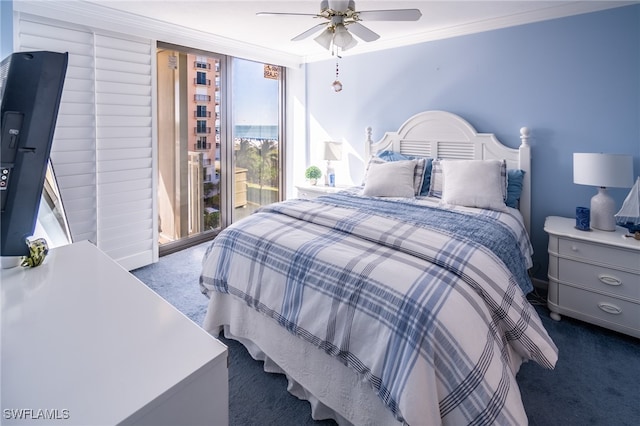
[{"xmin": 80, "ymin": 0, "xmax": 634, "ymax": 63}]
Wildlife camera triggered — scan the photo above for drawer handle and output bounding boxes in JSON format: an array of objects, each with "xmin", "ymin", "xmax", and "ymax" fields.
[
  {"xmin": 598, "ymin": 303, "xmax": 622, "ymax": 315},
  {"xmin": 598, "ymin": 274, "xmax": 622, "ymax": 286}
]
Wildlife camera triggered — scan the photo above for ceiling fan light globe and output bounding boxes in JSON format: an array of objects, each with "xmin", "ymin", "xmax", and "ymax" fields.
[
  {"xmin": 314, "ymin": 28, "xmax": 334, "ymax": 49},
  {"xmin": 333, "ymin": 24, "xmax": 353, "ymax": 48},
  {"xmin": 342, "ymin": 36, "xmax": 358, "ymax": 51}
]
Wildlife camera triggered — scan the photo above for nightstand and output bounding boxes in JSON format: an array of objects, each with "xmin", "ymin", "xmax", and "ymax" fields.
[
  {"xmin": 295, "ymin": 184, "xmax": 349, "ymax": 199},
  {"xmin": 545, "ymin": 216, "xmax": 640, "ymax": 338}
]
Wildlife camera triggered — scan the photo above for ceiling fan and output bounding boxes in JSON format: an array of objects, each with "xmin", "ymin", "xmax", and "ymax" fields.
[{"xmin": 257, "ymin": 1, "xmax": 422, "ymax": 52}]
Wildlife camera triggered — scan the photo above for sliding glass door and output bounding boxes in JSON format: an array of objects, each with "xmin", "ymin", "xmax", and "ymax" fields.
[
  {"xmin": 156, "ymin": 45, "xmax": 284, "ymax": 253},
  {"xmin": 231, "ymin": 58, "xmax": 283, "ymax": 222}
]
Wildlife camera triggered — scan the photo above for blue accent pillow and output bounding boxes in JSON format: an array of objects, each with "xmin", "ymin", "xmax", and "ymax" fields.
[
  {"xmin": 421, "ymin": 159, "xmax": 434, "ymax": 196},
  {"xmin": 377, "ymin": 150, "xmax": 407, "ymax": 162},
  {"xmin": 377, "ymin": 150, "xmax": 433, "ymax": 196},
  {"xmin": 506, "ymin": 169, "xmax": 525, "ymax": 208}
]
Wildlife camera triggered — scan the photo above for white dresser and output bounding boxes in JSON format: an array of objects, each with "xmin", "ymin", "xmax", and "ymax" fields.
[
  {"xmin": 545, "ymin": 216, "xmax": 640, "ymax": 338},
  {"xmin": 1, "ymin": 241, "xmax": 228, "ymax": 425}
]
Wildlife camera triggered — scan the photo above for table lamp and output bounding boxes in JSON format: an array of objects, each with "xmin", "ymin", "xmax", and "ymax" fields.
[
  {"xmin": 324, "ymin": 141, "xmax": 342, "ymax": 186},
  {"xmin": 573, "ymin": 153, "xmax": 634, "ymax": 231}
]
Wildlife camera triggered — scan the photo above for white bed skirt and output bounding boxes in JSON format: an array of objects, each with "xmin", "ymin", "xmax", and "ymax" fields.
[{"xmin": 202, "ymin": 293, "xmax": 402, "ymax": 426}]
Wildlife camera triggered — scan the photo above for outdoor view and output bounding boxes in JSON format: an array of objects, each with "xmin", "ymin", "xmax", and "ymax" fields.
[{"xmin": 156, "ymin": 47, "xmax": 281, "ymax": 249}]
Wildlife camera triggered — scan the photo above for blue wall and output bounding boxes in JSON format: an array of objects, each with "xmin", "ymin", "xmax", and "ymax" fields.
[
  {"xmin": 305, "ymin": 5, "xmax": 640, "ymax": 281},
  {"xmin": 1, "ymin": 0, "xmax": 13, "ymax": 58}
]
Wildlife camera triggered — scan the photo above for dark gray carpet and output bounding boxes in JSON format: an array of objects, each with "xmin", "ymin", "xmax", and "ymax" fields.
[{"xmin": 132, "ymin": 241, "xmax": 640, "ymax": 426}]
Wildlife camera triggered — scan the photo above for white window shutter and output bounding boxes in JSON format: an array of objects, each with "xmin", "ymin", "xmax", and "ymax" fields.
[{"xmin": 16, "ymin": 14, "xmax": 157, "ymax": 270}]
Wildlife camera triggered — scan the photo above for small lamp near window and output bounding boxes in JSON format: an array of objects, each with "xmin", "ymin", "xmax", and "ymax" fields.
[
  {"xmin": 573, "ymin": 153, "xmax": 634, "ymax": 231},
  {"xmin": 323, "ymin": 141, "xmax": 342, "ymax": 187}
]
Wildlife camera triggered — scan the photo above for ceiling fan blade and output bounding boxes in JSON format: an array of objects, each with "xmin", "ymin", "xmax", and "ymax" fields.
[
  {"xmin": 256, "ymin": 12, "xmax": 319, "ymax": 17},
  {"xmin": 348, "ymin": 23, "xmax": 380, "ymax": 42},
  {"xmin": 291, "ymin": 23, "xmax": 327, "ymax": 41},
  {"xmin": 356, "ymin": 9, "xmax": 422, "ymax": 21}
]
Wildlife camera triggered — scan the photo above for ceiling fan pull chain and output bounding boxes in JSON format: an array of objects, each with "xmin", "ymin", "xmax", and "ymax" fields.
[{"xmin": 332, "ymin": 58, "xmax": 343, "ymax": 92}]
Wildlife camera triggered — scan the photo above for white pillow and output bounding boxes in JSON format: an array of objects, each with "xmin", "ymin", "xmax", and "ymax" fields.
[
  {"xmin": 440, "ymin": 159, "xmax": 507, "ymax": 211},
  {"xmin": 363, "ymin": 160, "xmax": 416, "ymax": 197},
  {"xmin": 364, "ymin": 156, "xmax": 426, "ymax": 195}
]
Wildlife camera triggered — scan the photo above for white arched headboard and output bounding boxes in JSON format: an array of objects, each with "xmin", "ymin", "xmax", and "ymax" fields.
[{"xmin": 365, "ymin": 111, "xmax": 531, "ymax": 233}]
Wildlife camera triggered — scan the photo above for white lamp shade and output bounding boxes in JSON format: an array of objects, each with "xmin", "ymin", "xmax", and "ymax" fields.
[
  {"xmin": 573, "ymin": 153, "xmax": 634, "ymax": 188},
  {"xmin": 324, "ymin": 141, "xmax": 342, "ymax": 161},
  {"xmin": 573, "ymin": 153, "xmax": 634, "ymax": 231}
]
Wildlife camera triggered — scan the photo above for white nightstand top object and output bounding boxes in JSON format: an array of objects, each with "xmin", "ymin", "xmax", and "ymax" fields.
[
  {"xmin": 295, "ymin": 183, "xmax": 351, "ymax": 200},
  {"xmin": 296, "ymin": 183, "xmax": 350, "ymax": 192},
  {"xmin": 1, "ymin": 241, "xmax": 228, "ymax": 425},
  {"xmin": 544, "ymin": 216, "xmax": 640, "ymax": 251}
]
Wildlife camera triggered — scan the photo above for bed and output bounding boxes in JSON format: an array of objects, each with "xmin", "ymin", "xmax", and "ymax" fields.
[{"xmin": 200, "ymin": 111, "xmax": 558, "ymax": 425}]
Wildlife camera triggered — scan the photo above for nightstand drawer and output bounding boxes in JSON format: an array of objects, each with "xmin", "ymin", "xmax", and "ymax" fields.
[
  {"xmin": 558, "ymin": 238, "xmax": 640, "ymax": 272},
  {"xmin": 558, "ymin": 258, "xmax": 640, "ymax": 301},
  {"xmin": 559, "ymin": 285, "xmax": 640, "ymax": 333}
]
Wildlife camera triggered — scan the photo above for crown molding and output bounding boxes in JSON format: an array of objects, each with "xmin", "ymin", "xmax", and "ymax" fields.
[
  {"xmin": 302, "ymin": 1, "xmax": 635, "ymax": 63},
  {"xmin": 13, "ymin": 0, "xmax": 305, "ymax": 68},
  {"xmin": 12, "ymin": 1, "xmax": 635, "ymax": 66}
]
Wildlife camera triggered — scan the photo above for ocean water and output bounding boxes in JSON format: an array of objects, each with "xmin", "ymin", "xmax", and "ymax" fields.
[{"xmin": 234, "ymin": 125, "xmax": 278, "ymax": 140}]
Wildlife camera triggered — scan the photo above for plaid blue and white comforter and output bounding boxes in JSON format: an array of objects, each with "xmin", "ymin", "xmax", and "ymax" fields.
[{"xmin": 200, "ymin": 191, "xmax": 558, "ymax": 425}]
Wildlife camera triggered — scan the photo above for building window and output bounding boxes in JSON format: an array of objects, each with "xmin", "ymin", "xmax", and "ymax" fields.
[
  {"xmin": 196, "ymin": 71, "xmax": 207, "ymax": 85},
  {"xmin": 194, "ymin": 94, "xmax": 210, "ymax": 102},
  {"xmin": 196, "ymin": 105, "xmax": 208, "ymax": 118},
  {"xmin": 197, "ymin": 120, "xmax": 207, "ymax": 133},
  {"xmin": 195, "ymin": 137, "xmax": 209, "ymax": 150}
]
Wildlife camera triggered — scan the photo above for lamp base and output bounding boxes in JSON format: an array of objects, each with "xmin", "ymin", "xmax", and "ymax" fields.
[
  {"xmin": 590, "ymin": 187, "xmax": 616, "ymax": 231},
  {"xmin": 325, "ymin": 160, "xmax": 335, "ymax": 187}
]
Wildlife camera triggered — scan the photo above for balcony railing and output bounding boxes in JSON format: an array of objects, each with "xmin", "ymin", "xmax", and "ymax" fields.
[
  {"xmin": 194, "ymin": 111, "xmax": 212, "ymax": 118},
  {"xmin": 194, "ymin": 127, "xmax": 212, "ymax": 135},
  {"xmin": 194, "ymin": 78, "xmax": 212, "ymax": 86},
  {"xmin": 194, "ymin": 94, "xmax": 211, "ymax": 102},
  {"xmin": 194, "ymin": 142, "xmax": 212, "ymax": 150}
]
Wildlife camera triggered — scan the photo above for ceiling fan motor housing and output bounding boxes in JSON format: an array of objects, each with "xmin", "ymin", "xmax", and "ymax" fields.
[{"xmin": 323, "ymin": 1, "xmax": 356, "ymax": 14}]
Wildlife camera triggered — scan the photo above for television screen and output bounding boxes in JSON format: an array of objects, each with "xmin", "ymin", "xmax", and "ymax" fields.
[{"xmin": 0, "ymin": 51, "xmax": 68, "ymax": 257}]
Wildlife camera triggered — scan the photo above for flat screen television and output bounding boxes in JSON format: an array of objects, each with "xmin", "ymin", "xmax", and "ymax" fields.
[{"xmin": 0, "ymin": 51, "xmax": 68, "ymax": 258}]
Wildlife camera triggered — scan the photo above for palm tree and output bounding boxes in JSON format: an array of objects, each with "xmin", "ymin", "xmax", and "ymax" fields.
[{"xmin": 257, "ymin": 139, "xmax": 279, "ymax": 188}]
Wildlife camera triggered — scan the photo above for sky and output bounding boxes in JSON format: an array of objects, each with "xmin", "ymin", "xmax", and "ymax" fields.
[{"xmin": 232, "ymin": 58, "xmax": 280, "ymax": 126}]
